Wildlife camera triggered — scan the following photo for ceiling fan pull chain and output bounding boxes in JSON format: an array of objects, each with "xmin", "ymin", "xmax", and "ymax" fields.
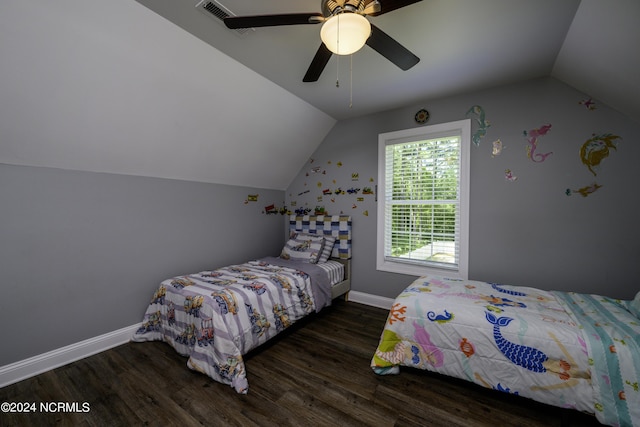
[
  {"xmin": 350, "ymin": 54, "xmax": 354, "ymax": 108},
  {"xmin": 336, "ymin": 13, "xmax": 340, "ymax": 88}
]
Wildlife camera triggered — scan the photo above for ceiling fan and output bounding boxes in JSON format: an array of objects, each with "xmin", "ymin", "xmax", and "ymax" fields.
[{"xmin": 224, "ymin": 0, "xmax": 422, "ymax": 82}]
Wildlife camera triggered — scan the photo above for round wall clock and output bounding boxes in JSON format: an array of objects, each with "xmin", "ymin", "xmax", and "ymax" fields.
[{"xmin": 414, "ymin": 108, "xmax": 430, "ymax": 124}]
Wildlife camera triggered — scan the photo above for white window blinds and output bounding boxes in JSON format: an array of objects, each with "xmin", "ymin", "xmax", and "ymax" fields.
[
  {"xmin": 377, "ymin": 119, "xmax": 470, "ymax": 278},
  {"xmin": 384, "ymin": 134, "xmax": 461, "ymax": 269}
]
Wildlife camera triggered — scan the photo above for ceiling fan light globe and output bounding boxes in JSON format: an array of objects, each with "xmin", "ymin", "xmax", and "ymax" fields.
[{"xmin": 320, "ymin": 13, "xmax": 371, "ymax": 55}]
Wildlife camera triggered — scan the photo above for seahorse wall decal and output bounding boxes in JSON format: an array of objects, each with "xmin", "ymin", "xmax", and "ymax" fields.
[
  {"xmin": 485, "ymin": 312, "xmax": 548, "ymax": 373},
  {"xmin": 466, "ymin": 105, "xmax": 490, "ymax": 147}
]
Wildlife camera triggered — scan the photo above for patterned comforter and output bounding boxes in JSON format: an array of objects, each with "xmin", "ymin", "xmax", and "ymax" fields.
[
  {"xmin": 371, "ymin": 275, "xmax": 640, "ymax": 426},
  {"xmin": 132, "ymin": 257, "xmax": 334, "ymax": 393}
]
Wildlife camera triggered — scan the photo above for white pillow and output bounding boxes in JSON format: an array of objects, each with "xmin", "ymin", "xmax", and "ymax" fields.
[{"xmin": 280, "ymin": 233, "xmax": 325, "ymax": 263}]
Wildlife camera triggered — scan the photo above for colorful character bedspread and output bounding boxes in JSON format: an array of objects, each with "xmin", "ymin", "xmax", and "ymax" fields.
[
  {"xmin": 132, "ymin": 257, "xmax": 333, "ymax": 394},
  {"xmin": 371, "ymin": 275, "xmax": 640, "ymax": 427}
]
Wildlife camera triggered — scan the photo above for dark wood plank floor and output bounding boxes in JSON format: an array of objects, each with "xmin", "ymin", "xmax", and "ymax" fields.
[{"xmin": 0, "ymin": 300, "xmax": 602, "ymax": 426}]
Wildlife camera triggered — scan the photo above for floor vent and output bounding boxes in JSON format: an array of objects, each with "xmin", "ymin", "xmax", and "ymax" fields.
[{"xmin": 196, "ymin": 0, "xmax": 254, "ymax": 35}]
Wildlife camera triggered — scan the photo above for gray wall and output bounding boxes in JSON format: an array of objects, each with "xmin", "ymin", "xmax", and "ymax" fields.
[
  {"xmin": 287, "ymin": 77, "xmax": 640, "ymax": 301},
  {"xmin": 0, "ymin": 164, "xmax": 285, "ymax": 366}
]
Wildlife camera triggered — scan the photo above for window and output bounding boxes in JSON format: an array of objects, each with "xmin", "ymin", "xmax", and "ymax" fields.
[{"xmin": 377, "ymin": 119, "xmax": 470, "ymax": 278}]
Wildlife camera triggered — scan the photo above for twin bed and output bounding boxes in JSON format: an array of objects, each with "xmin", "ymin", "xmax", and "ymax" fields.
[
  {"xmin": 132, "ymin": 215, "xmax": 351, "ymax": 394},
  {"xmin": 133, "ymin": 214, "xmax": 639, "ymax": 425},
  {"xmin": 371, "ymin": 274, "xmax": 640, "ymax": 426}
]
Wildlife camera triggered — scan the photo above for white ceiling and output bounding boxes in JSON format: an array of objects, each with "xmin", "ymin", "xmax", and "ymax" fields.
[{"xmin": 136, "ymin": 0, "xmax": 640, "ymax": 123}]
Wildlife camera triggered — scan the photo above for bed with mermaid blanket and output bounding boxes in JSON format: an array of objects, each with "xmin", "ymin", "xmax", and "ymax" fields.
[
  {"xmin": 371, "ymin": 275, "xmax": 640, "ymax": 426},
  {"xmin": 132, "ymin": 215, "xmax": 351, "ymax": 393}
]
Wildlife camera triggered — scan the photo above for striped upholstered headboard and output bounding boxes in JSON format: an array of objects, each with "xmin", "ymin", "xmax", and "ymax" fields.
[{"xmin": 289, "ymin": 215, "xmax": 352, "ymax": 259}]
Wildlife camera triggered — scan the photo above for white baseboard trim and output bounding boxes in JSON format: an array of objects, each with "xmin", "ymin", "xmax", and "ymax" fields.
[
  {"xmin": 349, "ymin": 291, "xmax": 394, "ymax": 310},
  {"xmin": 0, "ymin": 324, "xmax": 139, "ymax": 389},
  {"xmin": 0, "ymin": 293, "xmax": 393, "ymax": 389}
]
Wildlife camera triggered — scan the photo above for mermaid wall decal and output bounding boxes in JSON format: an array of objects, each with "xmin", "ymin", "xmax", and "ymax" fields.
[{"xmin": 523, "ymin": 124, "xmax": 553, "ymax": 163}]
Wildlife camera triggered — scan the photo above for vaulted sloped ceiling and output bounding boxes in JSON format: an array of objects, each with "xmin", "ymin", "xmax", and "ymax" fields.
[
  {"xmin": 0, "ymin": 0, "xmax": 336, "ymax": 190},
  {"xmin": 552, "ymin": 0, "xmax": 640, "ymax": 124},
  {"xmin": 134, "ymin": 0, "xmax": 640, "ymax": 124},
  {"xmin": 1, "ymin": 0, "xmax": 638, "ymax": 191}
]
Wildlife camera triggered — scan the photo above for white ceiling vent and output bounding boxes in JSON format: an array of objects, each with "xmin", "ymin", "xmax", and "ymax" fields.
[{"xmin": 195, "ymin": 0, "xmax": 254, "ymax": 36}]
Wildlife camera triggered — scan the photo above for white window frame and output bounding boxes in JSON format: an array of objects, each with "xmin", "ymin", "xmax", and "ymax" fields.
[{"xmin": 376, "ymin": 119, "xmax": 470, "ymax": 279}]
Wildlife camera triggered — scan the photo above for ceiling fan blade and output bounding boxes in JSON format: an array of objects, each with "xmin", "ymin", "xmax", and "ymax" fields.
[
  {"xmin": 224, "ymin": 13, "xmax": 323, "ymax": 29},
  {"xmin": 368, "ymin": 0, "xmax": 422, "ymax": 16},
  {"xmin": 303, "ymin": 44, "xmax": 333, "ymax": 82},
  {"xmin": 363, "ymin": 1, "xmax": 382, "ymax": 15},
  {"xmin": 366, "ymin": 24, "xmax": 419, "ymax": 70}
]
